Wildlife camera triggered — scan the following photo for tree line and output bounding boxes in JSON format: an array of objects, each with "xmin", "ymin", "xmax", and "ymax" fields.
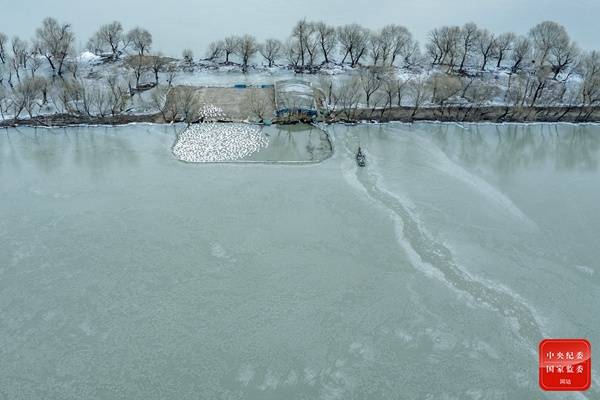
[{"xmin": 1, "ymin": 17, "xmax": 600, "ymax": 123}]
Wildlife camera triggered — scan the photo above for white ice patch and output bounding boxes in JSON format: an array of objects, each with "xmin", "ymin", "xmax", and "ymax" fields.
[
  {"xmin": 284, "ymin": 369, "xmax": 298, "ymax": 386},
  {"xmin": 173, "ymin": 123, "xmax": 268, "ymax": 162},
  {"xmin": 76, "ymin": 51, "xmax": 101, "ymax": 64},
  {"xmin": 237, "ymin": 364, "xmax": 255, "ymax": 386},
  {"xmin": 257, "ymin": 369, "xmax": 280, "ymax": 391},
  {"xmin": 210, "ymin": 242, "xmax": 228, "ymax": 259},
  {"xmin": 574, "ymin": 265, "xmax": 595, "ymax": 276}
]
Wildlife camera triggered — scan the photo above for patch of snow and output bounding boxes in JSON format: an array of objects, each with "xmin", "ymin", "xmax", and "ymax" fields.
[{"xmin": 77, "ymin": 51, "xmax": 102, "ymax": 64}]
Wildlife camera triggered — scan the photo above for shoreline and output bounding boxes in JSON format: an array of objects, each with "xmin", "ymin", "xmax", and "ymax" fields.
[{"xmin": 3, "ymin": 106, "xmax": 600, "ymax": 128}]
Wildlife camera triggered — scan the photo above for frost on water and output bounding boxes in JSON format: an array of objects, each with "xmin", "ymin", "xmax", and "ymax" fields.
[{"xmin": 173, "ymin": 123, "xmax": 268, "ymax": 162}]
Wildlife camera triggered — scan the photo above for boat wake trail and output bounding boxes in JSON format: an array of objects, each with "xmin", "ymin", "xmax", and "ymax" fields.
[
  {"xmin": 411, "ymin": 136, "xmax": 538, "ymax": 230},
  {"xmin": 338, "ymin": 134, "xmax": 544, "ymax": 349}
]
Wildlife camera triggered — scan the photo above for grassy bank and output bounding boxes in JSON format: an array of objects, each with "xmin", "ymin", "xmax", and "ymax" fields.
[{"xmin": 3, "ymin": 106, "xmax": 600, "ymax": 128}]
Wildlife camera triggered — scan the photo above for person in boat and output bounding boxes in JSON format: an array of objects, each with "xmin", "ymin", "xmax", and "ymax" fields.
[{"xmin": 356, "ymin": 147, "xmax": 366, "ymax": 166}]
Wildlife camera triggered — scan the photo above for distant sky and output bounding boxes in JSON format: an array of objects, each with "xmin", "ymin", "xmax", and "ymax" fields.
[{"xmin": 1, "ymin": 0, "xmax": 599, "ymax": 57}]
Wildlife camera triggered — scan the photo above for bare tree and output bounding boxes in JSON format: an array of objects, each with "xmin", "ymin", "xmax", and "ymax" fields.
[
  {"xmin": 74, "ymin": 78, "xmax": 95, "ymax": 117},
  {"xmin": 477, "ymin": 29, "xmax": 496, "ymax": 71},
  {"xmin": 314, "ymin": 22, "xmax": 337, "ymax": 64},
  {"xmin": 237, "ymin": 34, "xmax": 258, "ymax": 72},
  {"xmin": 463, "ymin": 80, "xmax": 499, "ymax": 106},
  {"xmin": 64, "ymin": 51, "xmax": 79, "ymax": 79},
  {"xmin": 12, "ymin": 76, "xmax": 46, "ymax": 119},
  {"xmin": 223, "ymin": 36, "xmax": 239, "ymax": 64},
  {"xmin": 383, "ymin": 24, "xmax": 414, "ymax": 66},
  {"xmin": 34, "ymin": 17, "xmax": 74, "ymax": 75},
  {"xmin": 182, "ymin": 48, "xmax": 194, "ymax": 68},
  {"xmin": 0, "ymin": 84, "xmax": 9, "ymax": 119},
  {"xmin": 149, "ymin": 54, "xmax": 169, "ymax": 84},
  {"xmin": 527, "ymin": 66, "xmax": 553, "ymax": 107},
  {"xmin": 172, "ymin": 86, "xmax": 200, "ymax": 124},
  {"xmin": 9, "ymin": 81, "xmax": 29, "ymax": 119},
  {"xmin": 579, "ymin": 51, "xmax": 600, "ymax": 119},
  {"xmin": 456, "ymin": 23, "xmax": 478, "ymax": 72},
  {"xmin": 241, "ymin": 88, "xmax": 273, "ymax": 122},
  {"xmin": 284, "ymin": 38, "xmax": 301, "ymax": 68},
  {"xmin": 206, "ymin": 40, "xmax": 224, "ymax": 61},
  {"xmin": 11, "ymin": 36, "xmax": 28, "ymax": 69},
  {"xmin": 337, "ymin": 24, "xmax": 369, "ymax": 67},
  {"xmin": 9, "ymin": 55, "xmax": 21, "ymax": 84},
  {"xmin": 495, "ymin": 32, "xmax": 515, "ymax": 68},
  {"xmin": 125, "ymin": 54, "xmax": 151, "ymax": 88},
  {"xmin": 87, "ymin": 34, "xmax": 104, "ymax": 55},
  {"xmin": 166, "ymin": 64, "xmax": 177, "ymax": 87},
  {"xmin": 381, "ymin": 71, "xmax": 400, "ymax": 113},
  {"xmin": 303, "ymin": 24, "xmax": 320, "ymax": 67},
  {"xmin": 333, "ymin": 76, "xmax": 362, "ymax": 120},
  {"xmin": 427, "ymin": 26, "xmax": 461, "ymax": 70},
  {"xmin": 360, "ymin": 67, "xmax": 384, "ymax": 107},
  {"xmin": 427, "ymin": 73, "xmax": 462, "ymax": 110},
  {"xmin": 426, "ymin": 34, "xmax": 442, "ymax": 66},
  {"xmin": 408, "ymin": 77, "xmax": 427, "ymax": 118},
  {"xmin": 316, "ymin": 75, "xmax": 335, "ymax": 112},
  {"xmin": 127, "ymin": 27, "xmax": 152, "ymax": 55},
  {"xmin": 28, "ymin": 51, "xmax": 44, "ymax": 78},
  {"xmin": 0, "ymin": 33, "xmax": 8, "ymax": 63},
  {"xmin": 529, "ymin": 21, "xmax": 569, "ymax": 67},
  {"xmin": 56, "ymin": 79, "xmax": 84, "ymax": 116},
  {"xmin": 88, "ymin": 82, "xmax": 112, "ymax": 117},
  {"xmin": 259, "ymin": 39, "xmax": 282, "ymax": 67},
  {"xmin": 368, "ymin": 31, "xmax": 384, "ymax": 66},
  {"xmin": 79, "ymin": 79, "xmax": 101, "ymax": 117},
  {"xmin": 106, "ymin": 72, "xmax": 129, "ymax": 116},
  {"xmin": 291, "ymin": 19, "xmax": 311, "ymax": 67},
  {"xmin": 510, "ymin": 36, "xmax": 532, "ymax": 73},
  {"xmin": 149, "ymin": 85, "xmax": 170, "ymax": 120},
  {"xmin": 550, "ymin": 41, "xmax": 579, "ymax": 79},
  {"xmin": 88, "ymin": 21, "xmax": 127, "ymax": 60}
]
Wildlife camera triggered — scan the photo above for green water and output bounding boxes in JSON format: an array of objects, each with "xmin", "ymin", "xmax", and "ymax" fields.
[{"xmin": 0, "ymin": 123, "xmax": 598, "ymax": 399}]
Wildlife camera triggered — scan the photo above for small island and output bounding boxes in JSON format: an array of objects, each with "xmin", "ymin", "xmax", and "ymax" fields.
[{"xmin": 1, "ymin": 18, "xmax": 600, "ymax": 127}]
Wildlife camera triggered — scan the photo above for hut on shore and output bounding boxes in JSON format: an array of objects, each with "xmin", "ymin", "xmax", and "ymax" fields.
[{"xmin": 274, "ymin": 79, "xmax": 317, "ymax": 120}]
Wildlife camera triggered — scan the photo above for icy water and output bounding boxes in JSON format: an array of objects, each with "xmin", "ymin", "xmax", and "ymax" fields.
[{"xmin": 1, "ymin": 123, "xmax": 599, "ymax": 400}]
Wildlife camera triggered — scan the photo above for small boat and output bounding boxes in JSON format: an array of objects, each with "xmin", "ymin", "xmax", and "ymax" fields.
[{"xmin": 356, "ymin": 147, "xmax": 366, "ymax": 167}]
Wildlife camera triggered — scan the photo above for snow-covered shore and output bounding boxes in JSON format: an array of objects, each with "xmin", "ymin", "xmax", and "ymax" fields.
[{"xmin": 1, "ymin": 50, "xmax": 599, "ymax": 126}]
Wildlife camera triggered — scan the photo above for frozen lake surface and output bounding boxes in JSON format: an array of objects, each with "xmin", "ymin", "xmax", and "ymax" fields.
[{"xmin": 1, "ymin": 123, "xmax": 599, "ymax": 399}]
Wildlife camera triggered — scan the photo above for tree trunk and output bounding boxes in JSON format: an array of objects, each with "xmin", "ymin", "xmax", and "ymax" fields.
[{"xmin": 45, "ymin": 55, "xmax": 56, "ymax": 72}]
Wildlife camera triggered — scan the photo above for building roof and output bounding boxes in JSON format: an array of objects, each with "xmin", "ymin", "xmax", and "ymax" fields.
[{"xmin": 274, "ymin": 79, "xmax": 316, "ymax": 113}]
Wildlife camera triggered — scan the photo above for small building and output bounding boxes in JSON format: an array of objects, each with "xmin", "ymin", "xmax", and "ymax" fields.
[{"xmin": 274, "ymin": 79, "xmax": 317, "ymax": 120}]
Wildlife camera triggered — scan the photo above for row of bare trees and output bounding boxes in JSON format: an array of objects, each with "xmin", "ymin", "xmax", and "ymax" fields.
[
  {"xmin": 203, "ymin": 19, "xmax": 584, "ymax": 78},
  {"xmin": 427, "ymin": 21, "xmax": 579, "ymax": 77},
  {"xmin": 316, "ymin": 50, "xmax": 600, "ymax": 122},
  {"xmin": 0, "ymin": 17, "xmax": 179, "ymax": 123},
  {"xmin": 0, "ymin": 17, "xmax": 589, "ymax": 77},
  {"xmin": 204, "ymin": 20, "xmax": 418, "ymax": 70},
  {"xmin": 87, "ymin": 21, "xmax": 153, "ymax": 59},
  {"xmin": 0, "ymin": 18, "xmax": 75, "ymax": 78},
  {"xmin": 2, "ymin": 18, "xmax": 600, "ymax": 123},
  {"xmin": 0, "ymin": 72, "xmax": 131, "ymax": 120},
  {"xmin": 0, "ymin": 17, "xmax": 153, "ymax": 85}
]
